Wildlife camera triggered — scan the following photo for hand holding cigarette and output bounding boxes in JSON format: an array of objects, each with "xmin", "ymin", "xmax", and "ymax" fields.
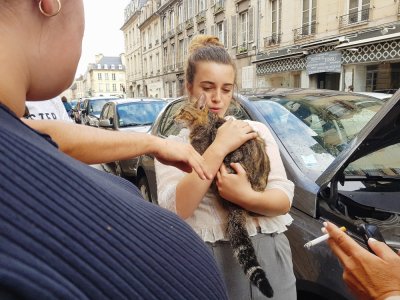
[{"xmin": 304, "ymin": 226, "xmax": 346, "ymax": 249}]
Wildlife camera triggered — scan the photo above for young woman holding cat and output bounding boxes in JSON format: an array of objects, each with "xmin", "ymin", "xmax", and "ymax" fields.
[{"xmin": 155, "ymin": 35, "xmax": 296, "ymax": 299}]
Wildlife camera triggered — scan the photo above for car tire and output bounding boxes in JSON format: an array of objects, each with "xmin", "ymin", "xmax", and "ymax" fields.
[{"xmin": 138, "ymin": 176, "xmax": 152, "ymax": 203}]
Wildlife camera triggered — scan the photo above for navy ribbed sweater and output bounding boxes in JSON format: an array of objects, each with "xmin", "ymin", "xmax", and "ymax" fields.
[{"xmin": 0, "ymin": 104, "xmax": 228, "ymax": 299}]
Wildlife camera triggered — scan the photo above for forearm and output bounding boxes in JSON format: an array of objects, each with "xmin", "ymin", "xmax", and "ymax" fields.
[
  {"xmin": 240, "ymin": 188, "xmax": 291, "ymax": 217},
  {"xmin": 176, "ymin": 145, "xmax": 225, "ymax": 219},
  {"xmin": 24, "ymin": 119, "xmax": 161, "ymax": 164}
]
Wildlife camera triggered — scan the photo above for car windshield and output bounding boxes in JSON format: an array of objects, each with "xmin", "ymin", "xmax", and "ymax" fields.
[
  {"xmin": 250, "ymin": 94, "xmax": 384, "ymax": 177},
  {"xmin": 117, "ymin": 101, "xmax": 167, "ymax": 127},
  {"xmin": 89, "ymin": 99, "xmax": 114, "ymax": 114}
]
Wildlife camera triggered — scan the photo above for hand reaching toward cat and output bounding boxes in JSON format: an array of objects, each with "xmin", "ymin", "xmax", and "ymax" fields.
[{"xmin": 153, "ymin": 139, "xmax": 212, "ymax": 180}]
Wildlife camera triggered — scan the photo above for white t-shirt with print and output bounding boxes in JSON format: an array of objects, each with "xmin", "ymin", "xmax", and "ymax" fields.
[{"xmin": 26, "ymin": 97, "xmax": 72, "ymax": 122}]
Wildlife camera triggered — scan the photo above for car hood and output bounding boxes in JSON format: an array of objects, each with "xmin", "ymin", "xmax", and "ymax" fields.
[
  {"xmin": 316, "ymin": 92, "xmax": 400, "ymax": 187},
  {"xmin": 118, "ymin": 125, "xmax": 151, "ymax": 133}
]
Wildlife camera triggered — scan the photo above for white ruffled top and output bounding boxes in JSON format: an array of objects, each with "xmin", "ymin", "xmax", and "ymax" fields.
[{"xmin": 155, "ymin": 119, "xmax": 294, "ymax": 243}]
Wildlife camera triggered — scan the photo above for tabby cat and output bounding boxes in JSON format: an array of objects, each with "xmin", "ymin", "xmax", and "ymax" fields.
[{"xmin": 175, "ymin": 96, "xmax": 273, "ymax": 298}]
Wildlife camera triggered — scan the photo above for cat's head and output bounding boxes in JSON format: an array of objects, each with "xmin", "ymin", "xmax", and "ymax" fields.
[{"xmin": 175, "ymin": 94, "xmax": 210, "ymax": 129}]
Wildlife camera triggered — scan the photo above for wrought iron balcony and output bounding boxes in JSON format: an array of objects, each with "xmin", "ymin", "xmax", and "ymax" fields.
[
  {"xmin": 214, "ymin": 0, "xmax": 225, "ymax": 15},
  {"xmin": 196, "ymin": 10, "xmax": 206, "ymax": 23},
  {"xmin": 236, "ymin": 43, "xmax": 248, "ymax": 55},
  {"xmin": 176, "ymin": 23, "xmax": 184, "ymax": 34},
  {"xmin": 293, "ymin": 22, "xmax": 316, "ymax": 41},
  {"xmin": 264, "ymin": 33, "xmax": 281, "ymax": 47},
  {"xmin": 339, "ymin": 8, "xmax": 370, "ymax": 28},
  {"xmin": 185, "ymin": 18, "xmax": 194, "ymax": 29}
]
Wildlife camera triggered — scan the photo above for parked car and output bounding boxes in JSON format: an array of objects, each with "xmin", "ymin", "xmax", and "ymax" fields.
[
  {"xmin": 81, "ymin": 96, "xmax": 120, "ymax": 126},
  {"xmin": 136, "ymin": 88, "xmax": 400, "ymax": 299},
  {"xmin": 99, "ymin": 98, "xmax": 167, "ymax": 178}
]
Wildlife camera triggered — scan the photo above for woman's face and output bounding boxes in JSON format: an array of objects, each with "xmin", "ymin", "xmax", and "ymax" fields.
[{"xmin": 188, "ymin": 61, "xmax": 235, "ymax": 118}]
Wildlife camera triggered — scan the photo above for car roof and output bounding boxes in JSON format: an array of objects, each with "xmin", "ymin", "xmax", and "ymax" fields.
[
  {"xmin": 353, "ymin": 92, "xmax": 393, "ymax": 100},
  {"xmin": 107, "ymin": 98, "xmax": 167, "ymax": 105}
]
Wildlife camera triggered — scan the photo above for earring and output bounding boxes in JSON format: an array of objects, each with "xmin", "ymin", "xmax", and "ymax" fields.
[{"xmin": 39, "ymin": 0, "xmax": 61, "ymax": 17}]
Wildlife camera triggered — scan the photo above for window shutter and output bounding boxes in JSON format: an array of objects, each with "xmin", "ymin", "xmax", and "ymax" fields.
[
  {"xmin": 223, "ymin": 20, "xmax": 228, "ymax": 48},
  {"xmin": 248, "ymin": 7, "xmax": 254, "ymax": 43},
  {"xmin": 231, "ymin": 15, "xmax": 237, "ymax": 48}
]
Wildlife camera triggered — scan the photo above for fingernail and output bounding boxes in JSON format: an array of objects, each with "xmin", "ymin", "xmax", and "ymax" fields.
[
  {"xmin": 321, "ymin": 228, "xmax": 327, "ymax": 234},
  {"xmin": 323, "ymin": 222, "xmax": 328, "ymax": 227},
  {"xmin": 368, "ymin": 238, "xmax": 377, "ymax": 242}
]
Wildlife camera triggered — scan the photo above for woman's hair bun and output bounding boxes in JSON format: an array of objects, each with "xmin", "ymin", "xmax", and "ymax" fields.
[{"xmin": 188, "ymin": 35, "xmax": 224, "ymax": 55}]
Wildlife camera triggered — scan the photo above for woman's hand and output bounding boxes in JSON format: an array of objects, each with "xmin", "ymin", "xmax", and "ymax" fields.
[
  {"xmin": 153, "ymin": 139, "xmax": 212, "ymax": 180},
  {"xmin": 325, "ymin": 222, "xmax": 400, "ymax": 300},
  {"xmin": 213, "ymin": 120, "xmax": 258, "ymax": 156},
  {"xmin": 216, "ymin": 163, "xmax": 255, "ymax": 206}
]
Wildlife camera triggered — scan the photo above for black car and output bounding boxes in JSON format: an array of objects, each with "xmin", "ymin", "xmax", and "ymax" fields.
[
  {"xmin": 81, "ymin": 96, "xmax": 120, "ymax": 126},
  {"xmin": 98, "ymin": 98, "xmax": 167, "ymax": 178},
  {"xmin": 136, "ymin": 88, "xmax": 400, "ymax": 299}
]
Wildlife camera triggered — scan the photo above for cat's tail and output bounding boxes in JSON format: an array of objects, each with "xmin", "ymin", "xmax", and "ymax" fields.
[{"xmin": 227, "ymin": 207, "xmax": 274, "ymax": 298}]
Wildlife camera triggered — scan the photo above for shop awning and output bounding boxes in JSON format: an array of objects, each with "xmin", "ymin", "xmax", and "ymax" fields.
[{"xmin": 335, "ymin": 32, "xmax": 400, "ymax": 49}]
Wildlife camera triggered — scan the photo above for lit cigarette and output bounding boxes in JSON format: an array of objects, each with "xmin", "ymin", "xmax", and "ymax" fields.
[{"xmin": 304, "ymin": 226, "xmax": 346, "ymax": 249}]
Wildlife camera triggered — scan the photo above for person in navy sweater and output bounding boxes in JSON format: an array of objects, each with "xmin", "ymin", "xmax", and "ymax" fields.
[{"xmin": 0, "ymin": 0, "xmax": 227, "ymax": 299}]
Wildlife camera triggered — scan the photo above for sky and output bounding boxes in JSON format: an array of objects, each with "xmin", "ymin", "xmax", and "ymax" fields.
[{"xmin": 76, "ymin": 0, "xmax": 132, "ymax": 77}]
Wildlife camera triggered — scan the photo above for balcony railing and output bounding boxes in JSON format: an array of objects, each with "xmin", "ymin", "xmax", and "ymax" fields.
[
  {"xmin": 214, "ymin": 0, "xmax": 225, "ymax": 15},
  {"xmin": 264, "ymin": 33, "xmax": 281, "ymax": 47},
  {"xmin": 185, "ymin": 18, "xmax": 194, "ymax": 29},
  {"xmin": 176, "ymin": 62, "xmax": 184, "ymax": 70},
  {"xmin": 293, "ymin": 22, "xmax": 316, "ymax": 41},
  {"xmin": 236, "ymin": 43, "xmax": 248, "ymax": 55},
  {"xmin": 339, "ymin": 8, "xmax": 370, "ymax": 28},
  {"xmin": 176, "ymin": 23, "xmax": 184, "ymax": 34},
  {"xmin": 196, "ymin": 10, "xmax": 206, "ymax": 23}
]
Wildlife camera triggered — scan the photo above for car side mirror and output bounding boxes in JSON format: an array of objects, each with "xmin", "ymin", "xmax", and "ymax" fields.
[{"xmin": 98, "ymin": 119, "xmax": 113, "ymax": 128}]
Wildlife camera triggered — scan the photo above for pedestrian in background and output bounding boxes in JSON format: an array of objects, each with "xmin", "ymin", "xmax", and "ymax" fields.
[
  {"xmin": 155, "ymin": 35, "xmax": 296, "ymax": 300},
  {"xmin": 61, "ymin": 95, "xmax": 73, "ymax": 115},
  {"xmin": 25, "ymin": 96, "xmax": 72, "ymax": 122},
  {"xmin": 0, "ymin": 1, "xmax": 228, "ymax": 299}
]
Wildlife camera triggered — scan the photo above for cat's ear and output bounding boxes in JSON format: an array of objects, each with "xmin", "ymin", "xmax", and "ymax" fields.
[{"xmin": 197, "ymin": 94, "xmax": 206, "ymax": 110}]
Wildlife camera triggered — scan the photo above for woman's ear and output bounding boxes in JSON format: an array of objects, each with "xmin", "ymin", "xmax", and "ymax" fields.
[{"xmin": 186, "ymin": 82, "xmax": 193, "ymax": 95}]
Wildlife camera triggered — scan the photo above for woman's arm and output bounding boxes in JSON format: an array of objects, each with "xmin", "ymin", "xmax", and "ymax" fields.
[
  {"xmin": 23, "ymin": 119, "xmax": 211, "ymax": 180},
  {"xmin": 215, "ymin": 121, "xmax": 293, "ymax": 216},
  {"xmin": 175, "ymin": 119, "xmax": 258, "ymax": 219}
]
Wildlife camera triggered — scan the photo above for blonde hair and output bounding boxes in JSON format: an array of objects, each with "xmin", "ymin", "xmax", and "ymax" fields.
[{"xmin": 185, "ymin": 34, "xmax": 237, "ymax": 88}]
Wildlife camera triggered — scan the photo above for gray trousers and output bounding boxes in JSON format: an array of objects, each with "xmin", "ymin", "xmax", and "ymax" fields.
[{"xmin": 206, "ymin": 233, "xmax": 296, "ymax": 300}]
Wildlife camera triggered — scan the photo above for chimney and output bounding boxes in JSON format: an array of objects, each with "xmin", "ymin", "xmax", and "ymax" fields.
[{"xmin": 95, "ymin": 53, "xmax": 104, "ymax": 64}]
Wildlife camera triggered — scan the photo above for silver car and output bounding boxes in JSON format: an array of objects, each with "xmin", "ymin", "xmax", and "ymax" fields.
[
  {"xmin": 136, "ymin": 88, "xmax": 400, "ymax": 299},
  {"xmin": 98, "ymin": 98, "xmax": 167, "ymax": 178}
]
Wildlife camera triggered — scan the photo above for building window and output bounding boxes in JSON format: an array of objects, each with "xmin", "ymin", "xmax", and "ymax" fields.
[
  {"xmin": 349, "ymin": 0, "xmax": 370, "ymax": 23},
  {"xmin": 178, "ymin": 4, "xmax": 184, "ymax": 24},
  {"xmin": 111, "ymin": 64, "xmax": 115, "ymax": 69},
  {"xmin": 271, "ymin": 0, "xmax": 281, "ymax": 39},
  {"xmin": 238, "ymin": 11, "xmax": 248, "ymax": 50},
  {"xmin": 199, "ymin": 0, "xmax": 206, "ymax": 12},
  {"xmin": 119, "ymin": 64, "xmax": 123, "ymax": 70},
  {"xmin": 170, "ymin": 11, "xmax": 175, "ymax": 31},
  {"xmin": 98, "ymin": 83, "xmax": 103, "ymax": 92},
  {"xmin": 187, "ymin": 0, "xmax": 194, "ymax": 19},
  {"xmin": 97, "ymin": 73, "xmax": 102, "ymax": 80},
  {"xmin": 112, "ymin": 83, "xmax": 117, "ymax": 92},
  {"xmin": 302, "ymin": 0, "xmax": 316, "ymax": 35},
  {"xmin": 106, "ymin": 83, "xmax": 110, "ymax": 92},
  {"xmin": 163, "ymin": 16, "xmax": 167, "ymax": 34},
  {"xmin": 97, "ymin": 64, "xmax": 102, "ymax": 69},
  {"xmin": 105, "ymin": 73, "xmax": 109, "ymax": 80},
  {"xmin": 112, "ymin": 73, "xmax": 116, "ymax": 80}
]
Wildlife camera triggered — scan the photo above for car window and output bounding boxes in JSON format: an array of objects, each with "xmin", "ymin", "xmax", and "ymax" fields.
[
  {"xmin": 117, "ymin": 101, "xmax": 167, "ymax": 127},
  {"xmin": 89, "ymin": 99, "xmax": 111, "ymax": 114},
  {"xmin": 158, "ymin": 100, "xmax": 186, "ymax": 137}
]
